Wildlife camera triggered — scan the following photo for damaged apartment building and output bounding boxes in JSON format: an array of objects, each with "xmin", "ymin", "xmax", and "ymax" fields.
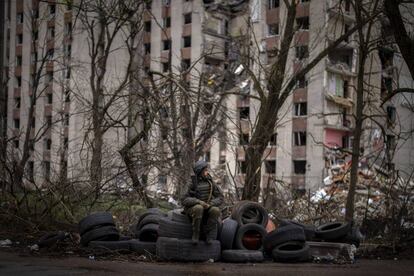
[
  {"xmin": 140, "ymin": 0, "xmax": 414, "ymax": 197},
  {"xmin": 1, "ymin": 0, "xmax": 413, "ymax": 197}
]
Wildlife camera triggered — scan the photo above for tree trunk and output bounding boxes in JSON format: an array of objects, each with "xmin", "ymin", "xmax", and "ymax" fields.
[
  {"xmin": 345, "ymin": 0, "xmax": 371, "ymax": 222},
  {"xmin": 120, "ymin": 149, "xmax": 153, "ymax": 207},
  {"xmin": 384, "ymin": 0, "xmax": 414, "ymax": 80},
  {"xmin": 90, "ymin": 116, "xmax": 103, "ymax": 195}
]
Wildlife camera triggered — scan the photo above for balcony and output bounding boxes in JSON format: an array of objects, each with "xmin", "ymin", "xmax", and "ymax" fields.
[
  {"xmin": 327, "ymin": 0, "xmax": 355, "ymax": 23},
  {"xmin": 325, "ymin": 93, "xmax": 353, "ymax": 108},
  {"xmin": 326, "ymin": 57, "xmax": 356, "ymax": 77}
]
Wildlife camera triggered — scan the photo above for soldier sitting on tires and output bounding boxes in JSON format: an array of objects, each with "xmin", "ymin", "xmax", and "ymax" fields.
[{"xmin": 182, "ymin": 160, "xmax": 224, "ymax": 244}]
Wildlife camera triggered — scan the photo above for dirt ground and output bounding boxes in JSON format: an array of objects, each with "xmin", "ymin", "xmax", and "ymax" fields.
[{"xmin": 1, "ymin": 250, "xmax": 414, "ymax": 276}]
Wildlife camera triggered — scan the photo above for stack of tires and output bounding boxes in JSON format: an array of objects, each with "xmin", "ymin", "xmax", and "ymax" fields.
[
  {"xmin": 264, "ymin": 222, "xmax": 310, "ymax": 262},
  {"xmin": 280, "ymin": 220, "xmax": 362, "ymax": 247},
  {"xmin": 315, "ymin": 221, "xmax": 362, "ymax": 247},
  {"xmin": 219, "ymin": 201, "xmax": 269, "ymax": 263},
  {"xmin": 156, "ymin": 209, "xmax": 221, "ymax": 262},
  {"xmin": 78, "ymin": 212, "xmax": 120, "ymax": 247},
  {"xmin": 128, "ymin": 208, "xmax": 167, "ymax": 255}
]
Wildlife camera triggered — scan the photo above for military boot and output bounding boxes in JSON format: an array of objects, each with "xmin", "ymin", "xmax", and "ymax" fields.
[
  {"xmin": 192, "ymin": 218, "xmax": 201, "ymax": 244},
  {"xmin": 205, "ymin": 223, "xmax": 217, "ymax": 244},
  {"xmin": 205, "ymin": 207, "xmax": 220, "ymax": 244}
]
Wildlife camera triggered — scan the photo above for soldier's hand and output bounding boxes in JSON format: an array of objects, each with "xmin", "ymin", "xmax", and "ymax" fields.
[{"xmin": 201, "ymin": 202, "xmax": 210, "ymax": 209}]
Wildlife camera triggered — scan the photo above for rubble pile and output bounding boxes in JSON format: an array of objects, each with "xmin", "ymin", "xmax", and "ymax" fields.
[{"xmin": 281, "ymin": 148, "xmax": 414, "ymax": 235}]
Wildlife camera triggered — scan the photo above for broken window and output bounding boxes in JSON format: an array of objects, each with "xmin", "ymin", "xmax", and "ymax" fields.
[
  {"xmin": 144, "ymin": 43, "xmax": 151, "ymax": 54},
  {"xmin": 144, "ymin": 21, "xmax": 151, "ymax": 32},
  {"xmin": 49, "ymin": 4, "xmax": 56, "ymax": 16},
  {"xmin": 379, "ymin": 47, "xmax": 394, "ymax": 70},
  {"xmin": 293, "ymin": 160, "xmax": 306, "ymax": 174},
  {"xmin": 47, "ymin": 93, "xmax": 53, "ymax": 104},
  {"xmin": 182, "ymin": 59, "xmax": 191, "ymax": 70},
  {"xmin": 163, "ymin": 40, "xmax": 171, "ymax": 51},
  {"xmin": 239, "ymin": 133, "xmax": 249, "ymax": 145},
  {"xmin": 183, "ymin": 36, "xmax": 191, "ymax": 48},
  {"xmin": 296, "ymin": 17, "xmax": 309, "ymax": 30},
  {"xmin": 17, "ymin": 12, "xmax": 23, "ymax": 24},
  {"xmin": 14, "ymin": 139, "xmax": 19, "ymax": 148},
  {"xmin": 16, "ymin": 33, "xmax": 23, "ymax": 44},
  {"xmin": 46, "ymin": 116, "xmax": 52, "ymax": 127},
  {"xmin": 162, "ymin": 62, "xmax": 169, "ymax": 72},
  {"xmin": 238, "ymin": 161, "xmax": 247, "ymax": 174},
  {"xmin": 268, "ymin": 0, "xmax": 279, "ymax": 9},
  {"xmin": 265, "ymin": 160, "xmax": 276, "ymax": 174},
  {"xmin": 64, "ymin": 22, "xmax": 72, "ymax": 36},
  {"xmin": 203, "ymin": 102, "xmax": 213, "ymax": 115},
  {"xmin": 14, "ymin": 119, "xmax": 20, "ymax": 129},
  {"xmin": 16, "ymin": 55, "xmax": 22, "ymax": 66},
  {"xmin": 184, "ymin": 13, "xmax": 192, "ymax": 24},
  {"xmin": 47, "ymin": 27, "xmax": 55, "ymax": 39},
  {"xmin": 268, "ymin": 24, "xmax": 279, "ymax": 35},
  {"xmin": 343, "ymin": 80, "xmax": 349, "ymax": 98},
  {"xmin": 293, "ymin": 131, "xmax": 306, "ymax": 146},
  {"xmin": 16, "ymin": 76, "xmax": 22, "ymax": 88},
  {"xmin": 386, "ymin": 106, "xmax": 396, "ymax": 123},
  {"xmin": 294, "ymin": 102, "xmax": 307, "ymax": 116},
  {"xmin": 45, "ymin": 139, "xmax": 52, "ymax": 150},
  {"xmin": 14, "ymin": 97, "xmax": 21, "ymax": 108},
  {"xmin": 239, "ymin": 107, "xmax": 250, "ymax": 120},
  {"xmin": 296, "ymin": 76, "xmax": 308, "ymax": 88},
  {"xmin": 269, "ymin": 133, "xmax": 277, "ymax": 146},
  {"xmin": 65, "ymin": 90, "xmax": 70, "ymax": 102},
  {"xmin": 163, "ymin": 17, "xmax": 171, "ymax": 28},
  {"xmin": 145, "ymin": 0, "xmax": 152, "ymax": 10},
  {"xmin": 296, "ymin": 46, "xmax": 308, "ymax": 60}
]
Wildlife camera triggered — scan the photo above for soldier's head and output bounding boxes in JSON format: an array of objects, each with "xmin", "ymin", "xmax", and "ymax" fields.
[{"xmin": 193, "ymin": 160, "xmax": 209, "ymax": 177}]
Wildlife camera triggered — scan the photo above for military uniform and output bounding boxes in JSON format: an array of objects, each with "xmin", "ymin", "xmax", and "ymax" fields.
[{"xmin": 182, "ymin": 160, "xmax": 223, "ymax": 243}]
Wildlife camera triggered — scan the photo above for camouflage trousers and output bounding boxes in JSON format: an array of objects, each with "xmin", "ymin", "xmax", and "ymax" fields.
[{"xmin": 186, "ymin": 204, "xmax": 221, "ymax": 231}]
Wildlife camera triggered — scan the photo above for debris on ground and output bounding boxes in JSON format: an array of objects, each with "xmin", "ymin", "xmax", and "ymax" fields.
[{"xmin": 0, "ymin": 239, "xmax": 12, "ymax": 247}]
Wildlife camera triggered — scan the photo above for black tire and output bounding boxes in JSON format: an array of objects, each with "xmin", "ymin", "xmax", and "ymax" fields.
[
  {"xmin": 129, "ymin": 239, "xmax": 157, "ymax": 255},
  {"xmin": 231, "ymin": 201, "xmax": 268, "ymax": 227},
  {"xmin": 37, "ymin": 231, "xmax": 67, "ymax": 248},
  {"xmin": 137, "ymin": 214, "xmax": 161, "ymax": 230},
  {"xmin": 158, "ymin": 217, "xmax": 192, "ymax": 239},
  {"xmin": 137, "ymin": 208, "xmax": 164, "ymax": 225},
  {"xmin": 316, "ymin": 222, "xmax": 351, "ymax": 240},
  {"xmin": 88, "ymin": 240, "xmax": 131, "ymax": 251},
  {"xmin": 168, "ymin": 209, "xmax": 191, "ymax": 224},
  {"xmin": 234, "ymin": 223, "xmax": 267, "ymax": 250},
  {"xmin": 221, "ymin": 250, "xmax": 264, "ymax": 263},
  {"xmin": 279, "ymin": 219, "xmax": 316, "ymax": 241},
  {"xmin": 219, "ymin": 218, "xmax": 238, "ymax": 250},
  {"xmin": 138, "ymin": 223, "xmax": 159, "ymax": 242},
  {"xmin": 272, "ymin": 241, "xmax": 310, "ymax": 262},
  {"xmin": 263, "ymin": 224, "xmax": 305, "ymax": 253},
  {"xmin": 78, "ymin": 212, "xmax": 115, "ymax": 235},
  {"xmin": 80, "ymin": 225, "xmax": 119, "ymax": 246},
  {"xmin": 156, "ymin": 237, "xmax": 221, "ymax": 262}
]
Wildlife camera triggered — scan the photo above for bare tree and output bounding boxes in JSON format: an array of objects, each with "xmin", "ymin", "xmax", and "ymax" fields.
[
  {"xmin": 73, "ymin": 0, "xmax": 144, "ymax": 196},
  {"xmin": 239, "ymin": 0, "xmax": 374, "ymax": 201}
]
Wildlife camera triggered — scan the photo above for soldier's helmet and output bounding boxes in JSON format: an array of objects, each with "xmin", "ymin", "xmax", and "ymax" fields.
[{"xmin": 193, "ymin": 160, "xmax": 208, "ymax": 176}]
